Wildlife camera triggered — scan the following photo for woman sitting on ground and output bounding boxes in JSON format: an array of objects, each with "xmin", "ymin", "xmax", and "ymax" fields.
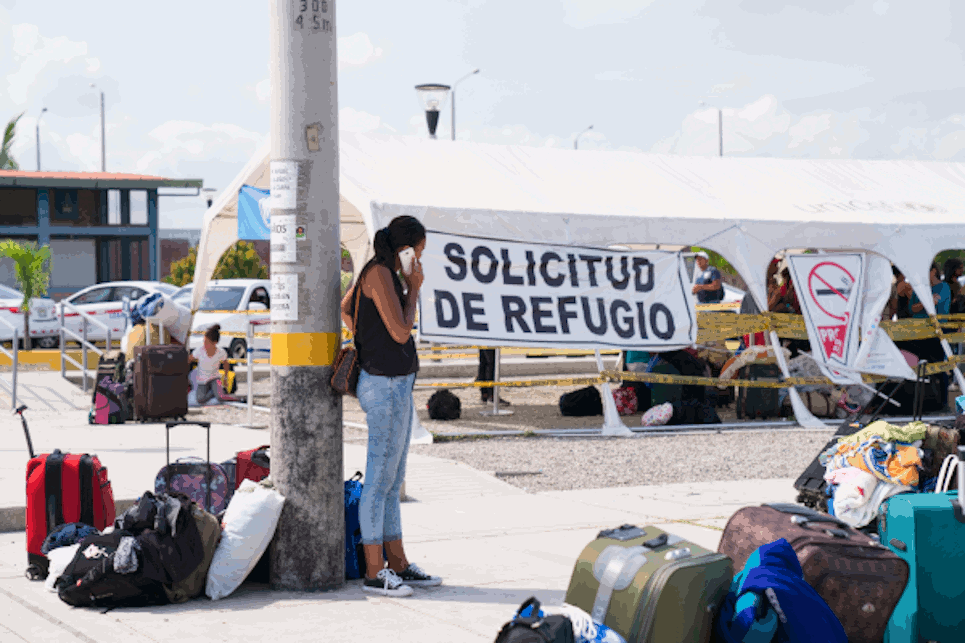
[
  {"xmin": 188, "ymin": 324, "xmax": 228, "ymax": 405},
  {"xmin": 340, "ymin": 215, "xmax": 442, "ymax": 597}
]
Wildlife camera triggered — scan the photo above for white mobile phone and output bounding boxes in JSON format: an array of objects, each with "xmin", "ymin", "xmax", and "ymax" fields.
[{"xmin": 399, "ymin": 247, "xmax": 416, "ymax": 275}]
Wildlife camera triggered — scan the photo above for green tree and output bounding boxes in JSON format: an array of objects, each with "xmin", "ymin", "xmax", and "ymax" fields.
[
  {"xmin": 1, "ymin": 113, "xmax": 24, "ymax": 170},
  {"xmin": 163, "ymin": 241, "xmax": 269, "ymax": 287},
  {"xmin": 0, "ymin": 240, "xmax": 51, "ymax": 349}
]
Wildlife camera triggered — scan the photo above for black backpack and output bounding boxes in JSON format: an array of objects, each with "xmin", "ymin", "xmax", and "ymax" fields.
[
  {"xmin": 427, "ymin": 390, "xmax": 461, "ymax": 420},
  {"xmin": 56, "ymin": 531, "xmax": 167, "ymax": 609},
  {"xmin": 559, "ymin": 386, "xmax": 603, "ymax": 417},
  {"xmin": 494, "ymin": 597, "xmax": 574, "ymax": 643}
]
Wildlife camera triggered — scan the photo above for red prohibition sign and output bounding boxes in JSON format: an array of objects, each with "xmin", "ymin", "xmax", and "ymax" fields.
[{"xmin": 807, "ymin": 261, "xmax": 856, "ymax": 322}]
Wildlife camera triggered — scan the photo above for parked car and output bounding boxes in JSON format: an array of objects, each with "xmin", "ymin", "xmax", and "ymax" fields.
[
  {"xmin": 0, "ymin": 284, "xmax": 59, "ymax": 348},
  {"xmin": 61, "ymin": 281, "xmax": 180, "ymax": 344},
  {"xmin": 173, "ymin": 279, "xmax": 271, "ymax": 358}
]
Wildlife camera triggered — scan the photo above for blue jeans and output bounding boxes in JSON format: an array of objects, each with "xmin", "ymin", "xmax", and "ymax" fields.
[{"xmin": 357, "ymin": 369, "xmax": 415, "ymax": 546}]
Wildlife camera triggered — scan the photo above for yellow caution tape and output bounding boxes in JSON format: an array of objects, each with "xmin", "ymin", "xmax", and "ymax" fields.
[{"xmin": 416, "ymin": 375, "xmax": 608, "ymax": 390}]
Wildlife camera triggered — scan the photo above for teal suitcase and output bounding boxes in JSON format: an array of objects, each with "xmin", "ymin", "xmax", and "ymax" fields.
[{"xmin": 879, "ymin": 447, "xmax": 965, "ymax": 642}]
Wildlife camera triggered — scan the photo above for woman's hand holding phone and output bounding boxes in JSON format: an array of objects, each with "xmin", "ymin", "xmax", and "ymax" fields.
[{"xmin": 399, "ymin": 247, "xmax": 424, "ymax": 293}]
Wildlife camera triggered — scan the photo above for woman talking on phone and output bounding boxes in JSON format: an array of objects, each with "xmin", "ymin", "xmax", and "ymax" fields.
[{"xmin": 340, "ymin": 215, "xmax": 442, "ymax": 597}]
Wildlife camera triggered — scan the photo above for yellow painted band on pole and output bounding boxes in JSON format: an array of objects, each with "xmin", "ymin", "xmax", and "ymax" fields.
[{"xmin": 271, "ymin": 332, "xmax": 339, "ymax": 367}]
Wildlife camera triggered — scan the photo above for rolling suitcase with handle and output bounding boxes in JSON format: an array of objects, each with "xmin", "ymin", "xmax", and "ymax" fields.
[
  {"xmin": 133, "ymin": 344, "xmax": 189, "ymax": 421},
  {"xmin": 565, "ymin": 524, "xmax": 732, "ymax": 643},
  {"xmin": 153, "ymin": 421, "xmax": 230, "ymax": 515},
  {"xmin": 21, "ymin": 406, "xmax": 116, "ymax": 581},
  {"xmin": 879, "ymin": 446, "xmax": 965, "ymax": 642},
  {"xmin": 718, "ymin": 503, "xmax": 908, "ymax": 643}
]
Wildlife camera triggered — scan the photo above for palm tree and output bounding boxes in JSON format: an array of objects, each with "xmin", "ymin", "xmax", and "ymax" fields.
[
  {"xmin": 0, "ymin": 241, "xmax": 51, "ymax": 349},
  {"xmin": 0, "ymin": 113, "xmax": 25, "ymax": 170}
]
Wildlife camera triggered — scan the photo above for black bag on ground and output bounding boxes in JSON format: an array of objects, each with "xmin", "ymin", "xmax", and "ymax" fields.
[
  {"xmin": 494, "ymin": 597, "xmax": 574, "ymax": 643},
  {"xmin": 56, "ymin": 530, "xmax": 168, "ymax": 609},
  {"xmin": 427, "ymin": 389, "xmax": 461, "ymax": 420},
  {"xmin": 735, "ymin": 363, "xmax": 782, "ymax": 419},
  {"xmin": 670, "ymin": 399, "xmax": 721, "ymax": 425},
  {"xmin": 559, "ymin": 386, "xmax": 602, "ymax": 417}
]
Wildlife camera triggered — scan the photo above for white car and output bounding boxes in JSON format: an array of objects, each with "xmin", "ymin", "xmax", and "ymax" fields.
[
  {"xmin": 61, "ymin": 281, "xmax": 180, "ymax": 344},
  {"xmin": 0, "ymin": 284, "xmax": 59, "ymax": 348},
  {"xmin": 173, "ymin": 279, "xmax": 271, "ymax": 358}
]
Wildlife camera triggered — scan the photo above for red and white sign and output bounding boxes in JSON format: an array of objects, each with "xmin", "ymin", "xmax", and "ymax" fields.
[{"xmin": 787, "ymin": 254, "xmax": 865, "ymax": 384}]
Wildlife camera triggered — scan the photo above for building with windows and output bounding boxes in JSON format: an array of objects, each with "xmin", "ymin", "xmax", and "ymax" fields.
[{"xmin": 0, "ymin": 171, "xmax": 201, "ymax": 299}]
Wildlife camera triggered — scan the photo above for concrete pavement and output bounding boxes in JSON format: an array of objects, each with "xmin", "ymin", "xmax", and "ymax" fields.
[{"xmin": 0, "ymin": 403, "xmax": 800, "ymax": 642}]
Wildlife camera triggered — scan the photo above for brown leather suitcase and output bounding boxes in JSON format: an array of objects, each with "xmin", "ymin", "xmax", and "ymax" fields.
[
  {"xmin": 133, "ymin": 345, "xmax": 189, "ymax": 421},
  {"xmin": 718, "ymin": 503, "xmax": 908, "ymax": 643}
]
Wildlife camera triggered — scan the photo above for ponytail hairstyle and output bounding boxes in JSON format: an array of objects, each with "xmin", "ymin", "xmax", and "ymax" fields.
[
  {"xmin": 204, "ymin": 324, "xmax": 221, "ymax": 343},
  {"xmin": 349, "ymin": 216, "xmax": 426, "ymax": 314}
]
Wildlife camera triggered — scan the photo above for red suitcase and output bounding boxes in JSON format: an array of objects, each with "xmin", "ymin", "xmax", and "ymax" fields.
[
  {"xmin": 25, "ymin": 449, "xmax": 115, "ymax": 580},
  {"xmin": 235, "ymin": 445, "xmax": 270, "ymax": 488},
  {"xmin": 718, "ymin": 503, "xmax": 908, "ymax": 643}
]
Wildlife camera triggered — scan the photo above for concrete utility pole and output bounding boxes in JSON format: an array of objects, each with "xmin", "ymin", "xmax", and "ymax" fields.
[{"xmin": 268, "ymin": 0, "xmax": 344, "ymax": 591}]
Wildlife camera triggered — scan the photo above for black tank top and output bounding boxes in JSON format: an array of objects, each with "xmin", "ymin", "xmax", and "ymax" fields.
[{"xmin": 355, "ymin": 269, "xmax": 419, "ymax": 377}]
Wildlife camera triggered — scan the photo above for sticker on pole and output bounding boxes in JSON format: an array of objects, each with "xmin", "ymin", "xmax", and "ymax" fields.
[
  {"xmin": 271, "ymin": 274, "xmax": 298, "ymax": 322},
  {"xmin": 787, "ymin": 254, "xmax": 865, "ymax": 383},
  {"xmin": 270, "ymin": 161, "xmax": 298, "ymax": 210},
  {"xmin": 271, "ymin": 214, "xmax": 296, "ymax": 264}
]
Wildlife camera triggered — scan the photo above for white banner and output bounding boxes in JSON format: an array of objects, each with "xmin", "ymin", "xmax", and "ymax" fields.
[
  {"xmin": 853, "ymin": 255, "xmax": 917, "ymax": 380},
  {"xmin": 417, "ymin": 232, "xmax": 697, "ymax": 350},
  {"xmin": 786, "ymin": 254, "xmax": 865, "ymax": 385}
]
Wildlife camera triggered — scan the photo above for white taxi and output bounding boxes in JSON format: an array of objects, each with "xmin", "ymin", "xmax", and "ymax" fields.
[
  {"xmin": 0, "ymin": 284, "xmax": 59, "ymax": 348},
  {"xmin": 172, "ymin": 279, "xmax": 271, "ymax": 358},
  {"xmin": 61, "ymin": 281, "xmax": 180, "ymax": 344}
]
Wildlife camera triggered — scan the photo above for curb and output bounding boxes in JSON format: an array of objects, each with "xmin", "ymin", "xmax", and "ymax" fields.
[{"xmin": 0, "ymin": 498, "xmax": 138, "ymax": 534}]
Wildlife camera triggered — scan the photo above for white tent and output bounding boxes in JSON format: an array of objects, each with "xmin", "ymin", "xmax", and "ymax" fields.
[
  {"xmin": 199, "ymin": 131, "xmax": 965, "ymax": 317},
  {"xmin": 196, "ymin": 132, "xmax": 965, "ymax": 424}
]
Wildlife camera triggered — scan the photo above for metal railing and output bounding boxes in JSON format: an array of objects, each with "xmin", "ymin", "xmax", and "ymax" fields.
[
  {"xmin": 244, "ymin": 319, "xmax": 271, "ymax": 426},
  {"xmin": 0, "ymin": 316, "xmax": 19, "ymax": 410},
  {"xmin": 59, "ymin": 301, "xmax": 112, "ymax": 393}
]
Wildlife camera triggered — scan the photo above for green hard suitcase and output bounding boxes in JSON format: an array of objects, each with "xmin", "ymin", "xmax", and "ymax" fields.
[
  {"xmin": 565, "ymin": 524, "xmax": 733, "ymax": 643},
  {"xmin": 879, "ymin": 447, "xmax": 965, "ymax": 642}
]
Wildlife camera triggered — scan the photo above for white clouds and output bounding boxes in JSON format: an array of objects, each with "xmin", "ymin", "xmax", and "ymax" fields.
[
  {"xmin": 85, "ymin": 57, "xmax": 100, "ymax": 73},
  {"xmin": 562, "ymin": 0, "xmax": 656, "ymax": 28},
  {"xmin": 6, "ymin": 23, "xmax": 88, "ymax": 104},
  {"xmin": 339, "ymin": 107, "xmax": 382, "ymax": 133},
  {"xmin": 136, "ymin": 121, "xmax": 266, "ymax": 175},
  {"xmin": 338, "ymin": 32, "xmax": 383, "ymax": 69},
  {"xmin": 872, "ymin": 1, "xmax": 889, "ymax": 16},
  {"xmin": 255, "ymin": 78, "xmax": 270, "ymax": 103},
  {"xmin": 595, "ymin": 70, "xmax": 633, "ymax": 82}
]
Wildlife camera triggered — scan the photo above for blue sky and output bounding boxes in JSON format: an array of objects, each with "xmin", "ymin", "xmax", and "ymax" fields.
[{"xmin": 3, "ymin": 0, "xmax": 965, "ymax": 229}]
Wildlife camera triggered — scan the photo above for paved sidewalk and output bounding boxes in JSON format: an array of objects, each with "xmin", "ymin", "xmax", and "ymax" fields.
[{"xmin": 0, "ymin": 406, "xmax": 798, "ymax": 642}]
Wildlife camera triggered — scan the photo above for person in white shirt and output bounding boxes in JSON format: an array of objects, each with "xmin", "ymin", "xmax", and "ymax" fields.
[{"xmin": 189, "ymin": 324, "xmax": 228, "ymax": 405}]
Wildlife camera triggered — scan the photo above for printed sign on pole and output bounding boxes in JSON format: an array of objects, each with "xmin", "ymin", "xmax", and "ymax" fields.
[
  {"xmin": 417, "ymin": 231, "xmax": 697, "ymax": 350},
  {"xmin": 786, "ymin": 254, "xmax": 865, "ymax": 384}
]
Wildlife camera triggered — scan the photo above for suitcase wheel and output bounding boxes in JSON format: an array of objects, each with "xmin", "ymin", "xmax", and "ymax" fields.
[{"xmin": 25, "ymin": 564, "xmax": 43, "ymax": 581}]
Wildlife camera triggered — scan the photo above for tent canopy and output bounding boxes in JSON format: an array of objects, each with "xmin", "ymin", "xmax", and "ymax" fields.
[{"xmin": 196, "ymin": 131, "xmax": 965, "ymax": 316}]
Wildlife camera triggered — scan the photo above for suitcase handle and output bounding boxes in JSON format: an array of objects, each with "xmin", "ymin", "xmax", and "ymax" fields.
[
  {"xmin": 164, "ymin": 421, "xmax": 212, "ymax": 513},
  {"xmin": 767, "ymin": 503, "xmax": 851, "ymax": 529}
]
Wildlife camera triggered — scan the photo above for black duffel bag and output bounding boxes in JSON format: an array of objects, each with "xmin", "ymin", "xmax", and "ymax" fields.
[
  {"xmin": 559, "ymin": 386, "xmax": 603, "ymax": 417},
  {"xmin": 427, "ymin": 389, "xmax": 461, "ymax": 420}
]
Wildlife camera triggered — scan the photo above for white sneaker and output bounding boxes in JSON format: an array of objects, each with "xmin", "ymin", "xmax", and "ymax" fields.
[{"xmin": 362, "ymin": 569, "xmax": 413, "ymax": 597}]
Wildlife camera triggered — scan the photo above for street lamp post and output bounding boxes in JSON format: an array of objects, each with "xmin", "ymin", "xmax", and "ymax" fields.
[
  {"xmin": 200, "ymin": 187, "xmax": 218, "ymax": 209},
  {"xmin": 450, "ymin": 68, "xmax": 479, "ymax": 141},
  {"xmin": 699, "ymin": 101, "xmax": 722, "ymax": 157},
  {"xmin": 90, "ymin": 84, "xmax": 106, "ymax": 171},
  {"xmin": 415, "ymin": 84, "xmax": 450, "ymax": 139},
  {"xmin": 574, "ymin": 124, "xmax": 593, "ymax": 150},
  {"xmin": 35, "ymin": 107, "xmax": 47, "ymax": 171}
]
